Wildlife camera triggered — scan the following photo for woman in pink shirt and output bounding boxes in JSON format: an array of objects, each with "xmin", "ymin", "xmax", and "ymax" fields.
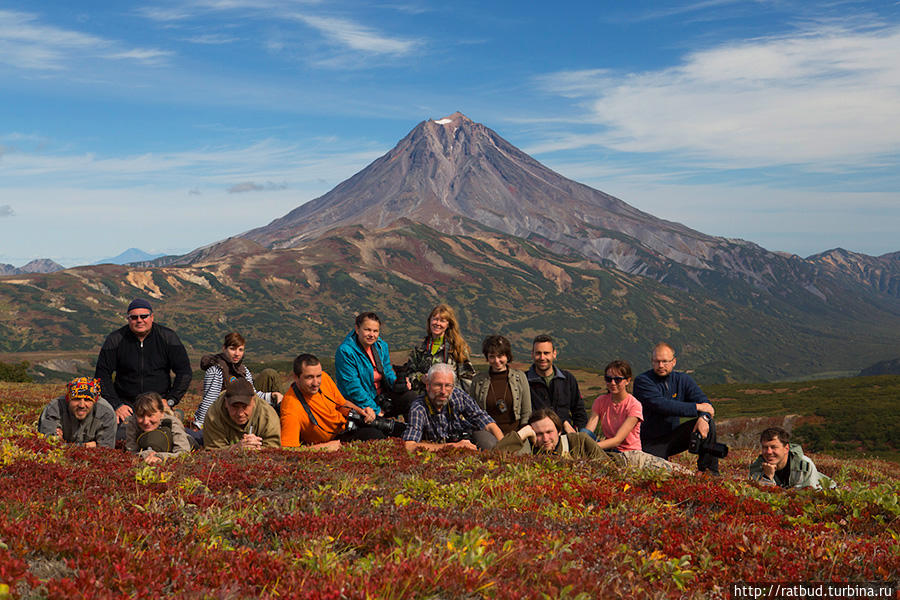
[{"xmin": 583, "ymin": 360, "xmax": 643, "ymax": 452}]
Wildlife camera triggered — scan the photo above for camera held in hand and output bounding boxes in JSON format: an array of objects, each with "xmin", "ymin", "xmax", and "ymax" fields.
[
  {"xmin": 688, "ymin": 413, "xmax": 729, "ymax": 458},
  {"xmin": 446, "ymin": 430, "xmax": 472, "ymax": 444},
  {"xmin": 346, "ymin": 410, "xmax": 406, "ymax": 438},
  {"xmin": 374, "ymin": 393, "xmax": 393, "ymax": 417}
]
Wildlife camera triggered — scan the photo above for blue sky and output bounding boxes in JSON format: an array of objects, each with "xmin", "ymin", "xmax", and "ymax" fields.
[{"xmin": 1, "ymin": 0, "xmax": 899, "ymax": 267}]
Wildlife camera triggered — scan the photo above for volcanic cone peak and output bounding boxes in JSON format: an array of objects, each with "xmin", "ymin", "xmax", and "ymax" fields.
[
  {"xmin": 241, "ymin": 113, "xmax": 818, "ymax": 285},
  {"xmin": 243, "ymin": 112, "xmax": 663, "ymax": 248}
]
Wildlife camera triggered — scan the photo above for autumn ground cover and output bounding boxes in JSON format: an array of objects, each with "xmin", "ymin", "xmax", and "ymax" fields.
[{"xmin": 1, "ymin": 382, "xmax": 898, "ymax": 599}]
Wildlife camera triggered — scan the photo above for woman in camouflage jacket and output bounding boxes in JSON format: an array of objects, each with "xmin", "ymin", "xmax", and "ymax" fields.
[{"xmin": 403, "ymin": 303, "xmax": 476, "ymax": 395}]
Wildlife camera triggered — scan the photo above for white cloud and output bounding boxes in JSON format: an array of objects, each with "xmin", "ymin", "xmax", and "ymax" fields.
[
  {"xmin": 108, "ymin": 48, "xmax": 174, "ymax": 65},
  {"xmin": 135, "ymin": 6, "xmax": 194, "ymax": 22},
  {"xmin": 0, "ymin": 9, "xmax": 173, "ymax": 70},
  {"xmin": 183, "ymin": 33, "xmax": 240, "ymax": 45},
  {"xmin": 0, "ymin": 9, "xmax": 108, "ymax": 70},
  {"xmin": 0, "ymin": 204, "xmax": 14, "ymax": 217},
  {"xmin": 296, "ymin": 14, "xmax": 416, "ymax": 55},
  {"xmin": 0, "ymin": 136, "xmax": 384, "ymax": 192},
  {"xmin": 228, "ymin": 181, "xmax": 288, "ymax": 193},
  {"xmin": 536, "ymin": 24, "xmax": 900, "ymax": 169}
]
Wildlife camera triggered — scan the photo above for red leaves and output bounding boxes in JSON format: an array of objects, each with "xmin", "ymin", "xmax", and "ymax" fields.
[{"xmin": 1, "ymin": 390, "xmax": 898, "ymax": 598}]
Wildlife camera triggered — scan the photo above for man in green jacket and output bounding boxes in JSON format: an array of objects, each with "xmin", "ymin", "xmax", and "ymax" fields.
[
  {"xmin": 496, "ymin": 408, "xmax": 618, "ymax": 462},
  {"xmin": 749, "ymin": 427, "xmax": 833, "ymax": 490},
  {"xmin": 203, "ymin": 379, "xmax": 281, "ymax": 450}
]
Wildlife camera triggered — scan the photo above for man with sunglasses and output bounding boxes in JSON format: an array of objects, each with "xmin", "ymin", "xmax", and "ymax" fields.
[
  {"xmin": 633, "ymin": 342, "xmax": 722, "ymax": 474},
  {"xmin": 95, "ymin": 299, "xmax": 192, "ymax": 437}
]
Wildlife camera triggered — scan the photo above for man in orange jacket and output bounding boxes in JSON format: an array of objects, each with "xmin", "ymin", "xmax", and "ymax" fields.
[{"xmin": 280, "ymin": 353, "xmax": 388, "ymax": 449}]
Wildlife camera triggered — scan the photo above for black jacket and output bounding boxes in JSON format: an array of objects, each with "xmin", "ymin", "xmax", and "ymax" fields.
[
  {"xmin": 94, "ymin": 323, "xmax": 192, "ymax": 409},
  {"xmin": 525, "ymin": 365, "xmax": 588, "ymax": 429}
]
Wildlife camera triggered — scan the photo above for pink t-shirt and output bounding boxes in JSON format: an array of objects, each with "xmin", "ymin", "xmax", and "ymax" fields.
[{"xmin": 591, "ymin": 392, "xmax": 643, "ymax": 452}]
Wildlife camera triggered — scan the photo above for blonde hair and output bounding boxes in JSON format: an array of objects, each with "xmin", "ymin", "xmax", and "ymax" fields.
[{"xmin": 426, "ymin": 303, "xmax": 470, "ymax": 362}]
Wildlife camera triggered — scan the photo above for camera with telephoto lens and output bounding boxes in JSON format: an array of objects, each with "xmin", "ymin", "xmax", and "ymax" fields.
[
  {"xmin": 446, "ymin": 430, "xmax": 472, "ymax": 444},
  {"xmin": 374, "ymin": 393, "xmax": 393, "ymax": 416},
  {"xmin": 346, "ymin": 411, "xmax": 406, "ymax": 438},
  {"xmin": 688, "ymin": 413, "xmax": 729, "ymax": 458}
]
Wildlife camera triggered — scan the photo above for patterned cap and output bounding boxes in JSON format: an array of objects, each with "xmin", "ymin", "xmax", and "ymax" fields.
[{"xmin": 66, "ymin": 377, "xmax": 101, "ymax": 402}]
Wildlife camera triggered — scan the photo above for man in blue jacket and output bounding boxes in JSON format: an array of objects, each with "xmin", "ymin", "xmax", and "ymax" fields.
[{"xmin": 633, "ymin": 342, "xmax": 722, "ymax": 474}]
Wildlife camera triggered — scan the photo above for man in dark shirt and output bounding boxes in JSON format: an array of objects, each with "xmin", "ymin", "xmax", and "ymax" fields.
[
  {"xmin": 524, "ymin": 335, "xmax": 588, "ymax": 431},
  {"xmin": 632, "ymin": 342, "xmax": 722, "ymax": 474},
  {"xmin": 94, "ymin": 299, "xmax": 192, "ymax": 435}
]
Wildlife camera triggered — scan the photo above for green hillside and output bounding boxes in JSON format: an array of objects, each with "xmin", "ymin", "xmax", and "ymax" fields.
[
  {"xmin": 705, "ymin": 375, "xmax": 900, "ymax": 461},
  {"xmin": 1, "ymin": 223, "xmax": 899, "ymax": 382}
]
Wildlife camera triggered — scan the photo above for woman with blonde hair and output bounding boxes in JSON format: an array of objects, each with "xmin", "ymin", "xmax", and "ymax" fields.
[{"xmin": 403, "ymin": 303, "xmax": 476, "ymax": 394}]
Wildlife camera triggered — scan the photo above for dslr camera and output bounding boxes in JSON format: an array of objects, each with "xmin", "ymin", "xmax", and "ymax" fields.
[
  {"xmin": 688, "ymin": 413, "xmax": 729, "ymax": 458},
  {"xmin": 346, "ymin": 411, "xmax": 406, "ymax": 438}
]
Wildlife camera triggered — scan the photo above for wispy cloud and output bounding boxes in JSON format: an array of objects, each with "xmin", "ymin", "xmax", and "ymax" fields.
[
  {"xmin": 0, "ymin": 137, "xmax": 384, "ymax": 191},
  {"xmin": 108, "ymin": 48, "xmax": 174, "ymax": 65},
  {"xmin": 296, "ymin": 14, "xmax": 417, "ymax": 55},
  {"xmin": 0, "ymin": 9, "xmax": 107, "ymax": 70},
  {"xmin": 535, "ymin": 23, "xmax": 900, "ymax": 169},
  {"xmin": 0, "ymin": 205, "xmax": 14, "ymax": 217},
  {"xmin": 182, "ymin": 33, "xmax": 240, "ymax": 45},
  {"xmin": 135, "ymin": 6, "xmax": 193, "ymax": 22},
  {"xmin": 228, "ymin": 181, "xmax": 289, "ymax": 193},
  {"xmin": 0, "ymin": 9, "xmax": 172, "ymax": 70}
]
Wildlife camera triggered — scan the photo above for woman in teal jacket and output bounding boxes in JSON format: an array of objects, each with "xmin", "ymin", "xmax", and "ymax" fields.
[{"xmin": 334, "ymin": 312, "xmax": 413, "ymax": 418}]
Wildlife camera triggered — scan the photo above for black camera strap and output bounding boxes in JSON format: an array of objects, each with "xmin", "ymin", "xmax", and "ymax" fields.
[{"xmin": 290, "ymin": 382, "xmax": 320, "ymax": 430}]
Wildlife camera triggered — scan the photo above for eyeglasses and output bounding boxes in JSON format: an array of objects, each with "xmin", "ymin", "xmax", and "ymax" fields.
[
  {"xmin": 604, "ymin": 375, "xmax": 627, "ymax": 383},
  {"xmin": 128, "ymin": 313, "xmax": 152, "ymax": 321},
  {"xmin": 651, "ymin": 358, "xmax": 674, "ymax": 364}
]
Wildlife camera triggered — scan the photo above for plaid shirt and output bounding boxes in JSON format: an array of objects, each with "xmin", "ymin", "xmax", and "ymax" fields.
[{"xmin": 402, "ymin": 387, "xmax": 495, "ymax": 443}]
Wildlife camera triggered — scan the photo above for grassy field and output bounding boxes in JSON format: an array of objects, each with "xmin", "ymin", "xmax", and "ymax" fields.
[
  {"xmin": 1, "ymin": 381, "xmax": 898, "ymax": 599},
  {"xmin": 703, "ymin": 375, "xmax": 900, "ymax": 462}
]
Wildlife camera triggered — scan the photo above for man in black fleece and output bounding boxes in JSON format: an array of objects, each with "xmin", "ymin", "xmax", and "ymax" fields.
[{"xmin": 94, "ymin": 298, "xmax": 192, "ymax": 437}]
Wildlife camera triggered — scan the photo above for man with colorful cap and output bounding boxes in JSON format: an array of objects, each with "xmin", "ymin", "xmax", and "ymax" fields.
[
  {"xmin": 37, "ymin": 377, "xmax": 117, "ymax": 448},
  {"xmin": 94, "ymin": 298, "xmax": 192, "ymax": 436}
]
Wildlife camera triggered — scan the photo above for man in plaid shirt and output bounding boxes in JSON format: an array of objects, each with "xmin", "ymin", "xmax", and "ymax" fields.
[{"xmin": 403, "ymin": 363, "xmax": 504, "ymax": 451}]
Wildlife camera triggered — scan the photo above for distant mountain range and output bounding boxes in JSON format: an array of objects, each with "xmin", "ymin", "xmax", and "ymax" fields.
[
  {"xmin": 0, "ymin": 259, "xmax": 64, "ymax": 276},
  {"xmin": 94, "ymin": 248, "xmax": 165, "ymax": 266},
  {"xmin": 2, "ymin": 113, "xmax": 898, "ymax": 382}
]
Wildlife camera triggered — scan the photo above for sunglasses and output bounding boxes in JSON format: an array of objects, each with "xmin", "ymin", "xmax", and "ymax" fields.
[
  {"xmin": 128, "ymin": 313, "xmax": 152, "ymax": 321},
  {"xmin": 604, "ymin": 375, "xmax": 627, "ymax": 383}
]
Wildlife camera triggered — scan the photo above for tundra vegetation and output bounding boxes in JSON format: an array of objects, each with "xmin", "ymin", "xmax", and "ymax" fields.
[{"xmin": 0, "ymin": 381, "xmax": 898, "ymax": 599}]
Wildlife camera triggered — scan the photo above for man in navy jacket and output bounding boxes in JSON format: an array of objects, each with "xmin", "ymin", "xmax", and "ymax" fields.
[{"xmin": 633, "ymin": 342, "xmax": 721, "ymax": 474}]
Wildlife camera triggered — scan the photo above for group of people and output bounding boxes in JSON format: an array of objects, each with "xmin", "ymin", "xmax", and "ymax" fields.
[{"xmin": 36, "ymin": 298, "xmax": 833, "ymax": 489}]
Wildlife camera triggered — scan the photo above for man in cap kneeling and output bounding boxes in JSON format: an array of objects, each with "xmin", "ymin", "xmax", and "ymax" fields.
[
  {"xmin": 202, "ymin": 378, "xmax": 281, "ymax": 449},
  {"xmin": 38, "ymin": 377, "xmax": 117, "ymax": 448}
]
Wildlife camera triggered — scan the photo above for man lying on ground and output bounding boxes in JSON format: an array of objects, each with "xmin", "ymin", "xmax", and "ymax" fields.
[
  {"xmin": 498, "ymin": 408, "xmax": 689, "ymax": 473},
  {"xmin": 37, "ymin": 377, "xmax": 116, "ymax": 448},
  {"xmin": 749, "ymin": 427, "xmax": 833, "ymax": 490},
  {"xmin": 202, "ymin": 379, "xmax": 281, "ymax": 450}
]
